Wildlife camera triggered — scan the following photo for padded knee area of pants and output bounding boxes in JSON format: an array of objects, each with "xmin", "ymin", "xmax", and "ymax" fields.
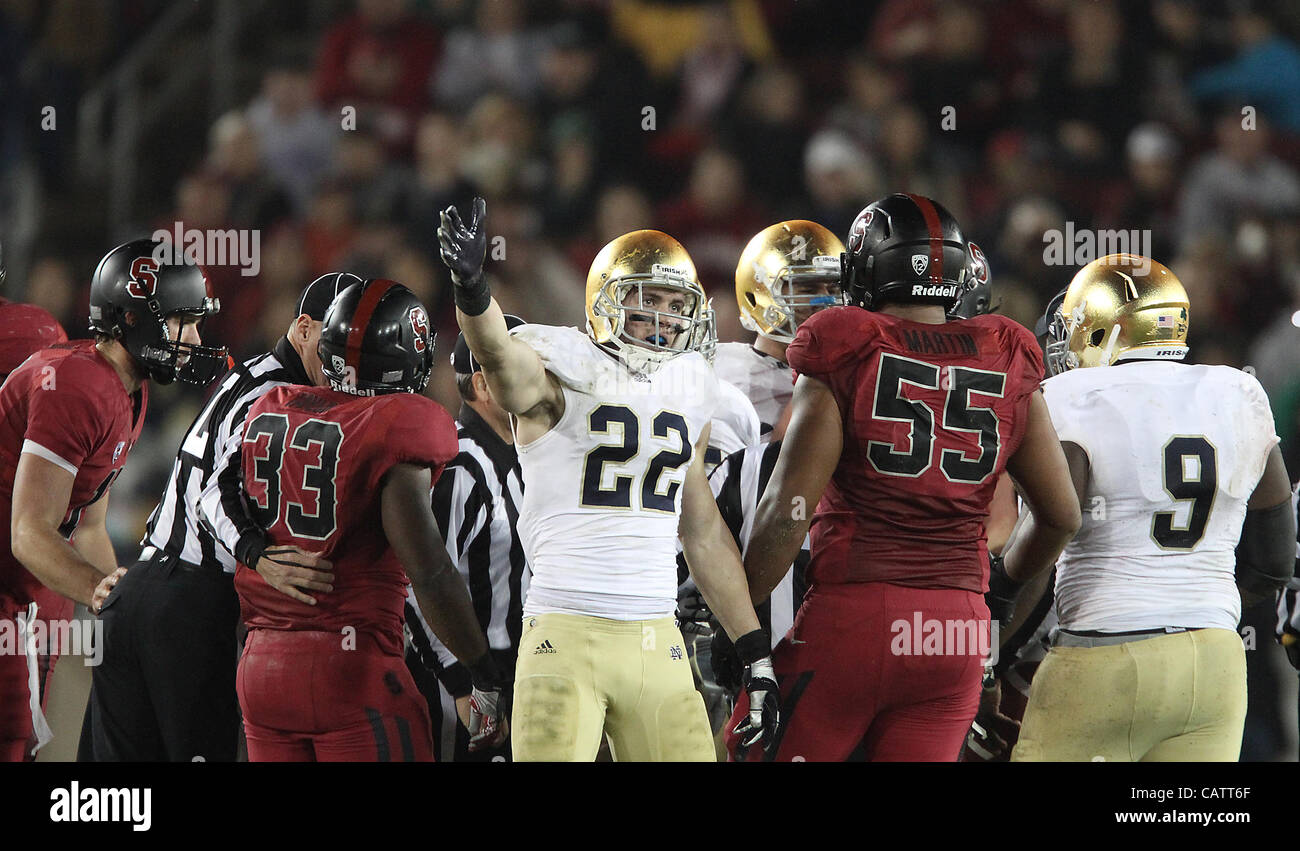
[
  {"xmin": 513, "ymin": 675, "xmax": 582, "ymax": 761},
  {"xmin": 654, "ymin": 690, "xmax": 713, "ymax": 762}
]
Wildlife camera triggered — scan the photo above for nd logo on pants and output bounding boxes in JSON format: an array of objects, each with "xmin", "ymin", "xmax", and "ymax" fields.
[{"xmin": 511, "ymin": 613, "xmax": 715, "ymax": 762}]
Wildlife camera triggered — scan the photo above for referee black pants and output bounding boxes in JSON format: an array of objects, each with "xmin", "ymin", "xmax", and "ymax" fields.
[{"xmin": 78, "ymin": 550, "xmax": 241, "ymax": 762}]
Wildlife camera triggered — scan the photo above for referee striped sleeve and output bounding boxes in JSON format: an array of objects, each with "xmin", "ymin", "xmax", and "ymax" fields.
[{"xmin": 192, "ymin": 357, "xmax": 296, "ymax": 567}]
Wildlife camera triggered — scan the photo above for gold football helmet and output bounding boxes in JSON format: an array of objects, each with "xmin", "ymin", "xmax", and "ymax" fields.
[
  {"xmin": 586, "ymin": 229, "xmax": 715, "ymax": 374},
  {"xmin": 1045, "ymin": 253, "xmax": 1190, "ymax": 375},
  {"xmin": 735, "ymin": 220, "xmax": 844, "ymax": 342}
]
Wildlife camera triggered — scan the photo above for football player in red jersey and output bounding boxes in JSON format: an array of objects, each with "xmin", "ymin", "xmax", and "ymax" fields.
[
  {"xmin": 234, "ymin": 279, "xmax": 505, "ymax": 761},
  {"xmin": 0, "ymin": 268, "xmax": 71, "ymax": 762},
  {"xmin": 727, "ymin": 194, "xmax": 1081, "ymax": 761},
  {"xmin": 0, "ymin": 238, "xmax": 226, "ymax": 761}
]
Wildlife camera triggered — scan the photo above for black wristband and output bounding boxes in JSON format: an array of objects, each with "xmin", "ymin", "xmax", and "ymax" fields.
[
  {"xmin": 468, "ymin": 651, "xmax": 502, "ymax": 691},
  {"xmin": 235, "ymin": 532, "xmax": 266, "ymax": 569},
  {"xmin": 436, "ymin": 662, "xmax": 473, "ymax": 699},
  {"xmin": 453, "ymin": 274, "xmax": 491, "ymax": 317},
  {"xmin": 733, "ymin": 629, "xmax": 771, "ymax": 665}
]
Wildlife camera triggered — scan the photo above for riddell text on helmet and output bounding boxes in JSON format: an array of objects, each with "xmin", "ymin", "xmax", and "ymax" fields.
[{"xmin": 911, "ymin": 284, "xmax": 960, "ymax": 297}]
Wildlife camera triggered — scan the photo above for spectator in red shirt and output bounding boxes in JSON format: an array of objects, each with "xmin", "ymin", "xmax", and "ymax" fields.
[{"xmin": 315, "ymin": 0, "xmax": 441, "ymax": 155}]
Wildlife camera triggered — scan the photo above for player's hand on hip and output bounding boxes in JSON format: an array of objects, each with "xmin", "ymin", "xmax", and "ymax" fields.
[
  {"xmin": 467, "ymin": 684, "xmax": 508, "ymax": 751},
  {"xmin": 257, "ymin": 545, "xmax": 335, "ymax": 606},
  {"xmin": 732, "ymin": 656, "xmax": 780, "ymax": 759},
  {"xmin": 91, "ymin": 566, "xmax": 127, "ymax": 615}
]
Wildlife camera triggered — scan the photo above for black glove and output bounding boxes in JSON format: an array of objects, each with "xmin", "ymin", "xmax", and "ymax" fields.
[
  {"xmin": 710, "ymin": 628, "xmax": 743, "ymax": 692},
  {"xmin": 985, "ymin": 553, "xmax": 1022, "ymax": 625},
  {"xmin": 676, "ymin": 584, "xmax": 713, "ymax": 636},
  {"xmin": 437, "ymin": 197, "xmax": 490, "ymax": 315},
  {"xmin": 730, "ymin": 630, "xmax": 779, "ymax": 759},
  {"xmin": 733, "ymin": 656, "xmax": 780, "ymax": 760}
]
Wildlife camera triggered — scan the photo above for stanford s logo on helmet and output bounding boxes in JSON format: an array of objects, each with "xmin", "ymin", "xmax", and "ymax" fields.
[
  {"xmin": 840, "ymin": 193, "xmax": 973, "ymax": 312},
  {"xmin": 318, "ymin": 279, "xmax": 434, "ymax": 396},
  {"xmin": 949, "ymin": 241, "xmax": 997, "ymax": 320},
  {"xmin": 88, "ymin": 238, "xmax": 227, "ymax": 385},
  {"xmin": 409, "ymin": 306, "xmax": 429, "ymax": 354}
]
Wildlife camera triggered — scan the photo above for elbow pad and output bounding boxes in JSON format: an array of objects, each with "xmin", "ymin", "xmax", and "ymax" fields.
[{"xmin": 1235, "ymin": 498, "xmax": 1298, "ymax": 596}]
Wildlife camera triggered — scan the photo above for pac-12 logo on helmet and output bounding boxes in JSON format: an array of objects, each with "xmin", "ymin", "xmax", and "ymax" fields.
[{"xmin": 409, "ymin": 305, "xmax": 429, "ymax": 354}]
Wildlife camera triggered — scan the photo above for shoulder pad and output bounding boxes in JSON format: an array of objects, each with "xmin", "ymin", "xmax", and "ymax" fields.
[
  {"xmin": 787, "ymin": 306, "xmax": 882, "ymax": 377},
  {"xmin": 511, "ymin": 324, "xmax": 616, "ymax": 394}
]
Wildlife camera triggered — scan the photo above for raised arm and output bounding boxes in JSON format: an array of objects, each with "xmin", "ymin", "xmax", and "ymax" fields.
[
  {"xmin": 744, "ymin": 374, "xmax": 842, "ymax": 604},
  {"xmin": 438, "ymin": 197, "xmax": 562, "ymax": 419}
]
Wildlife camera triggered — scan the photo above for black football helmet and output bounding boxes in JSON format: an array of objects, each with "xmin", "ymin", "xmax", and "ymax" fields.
[
  {"xmin": 949, "ymin": 241, "xmax": 995, "ymax": 320},
  {"xmin": 841, "ymin": 193, "xmax": 973, "ymax": 312},
  {"xmin": 88, "ymin": 239, "xmax": 227, "ymax": 385},
  {"xmin": 317, "ymin": 279, "xmax": 434, "ymax": 396}
]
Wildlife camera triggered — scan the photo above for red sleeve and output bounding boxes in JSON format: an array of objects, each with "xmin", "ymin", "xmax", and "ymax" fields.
[
  {"xmin": 376, "ymin": 395, "xmax": 459, "ymax": 479},
  {"xmin": 996, "ymin": 318, "xmax": 1046, "ymax": 461},
  {"xmin": 786, "ymin": 307, "xmax": 876, "ymax": 380},
  {"xmin": 22, "ymin": 360, "xmax": 107, "ymax": 473},
  {"xmin": 1004, "ymin": 319, "xmax": 1045, "ymax": 396}
]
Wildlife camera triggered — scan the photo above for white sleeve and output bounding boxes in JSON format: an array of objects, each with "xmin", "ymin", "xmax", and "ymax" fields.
[
  {"xmin": 1238, "ymin": 369, "xmax": 1281, "ymax": 482},
  {"xmin": 710, "ymin": 380, "xmax": 761, "ymax": 458},
  {"xmin": 1040, "ymin": 375, "xmax": 1091, "ymax": 455}
]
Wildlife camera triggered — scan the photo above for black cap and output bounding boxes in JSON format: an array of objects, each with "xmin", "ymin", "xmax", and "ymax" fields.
[
  {"xmin": 452, "ymin": 314, "xmax": 525, "ymax": 374},
  {"xmin": 297, "ymin": 272, "xmax": 364, "ymax": 321}
]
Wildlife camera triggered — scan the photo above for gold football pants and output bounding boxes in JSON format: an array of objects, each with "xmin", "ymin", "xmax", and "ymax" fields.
[
  {"xmin": 1012, "ymin": 627, "xmax": 1246, "ymax": 762},
  {"xmin": 511, "ymin": 613, "xmax": 715, "ymax": 762}
]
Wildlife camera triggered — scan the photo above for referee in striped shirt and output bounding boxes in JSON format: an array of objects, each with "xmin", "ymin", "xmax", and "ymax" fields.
[
  {"xmin": 405, "ymin": 318, "xmax": 528, "ymax": 762},
  {"xmin": 79, "ymin": 274, "xmax": 353, "ymax": 761}
]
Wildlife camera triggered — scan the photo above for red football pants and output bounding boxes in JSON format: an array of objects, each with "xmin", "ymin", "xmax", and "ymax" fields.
[
  {"xmin": 238, "ymin": 629, "xmax": 434, "ymax": 762},
  {"xmin": 726, "ymin": 582, "xmax": 986, "ymax": 761},
  {"xmin": 1, "ymin": 591, "xmax": 74, "ymax": 762}
]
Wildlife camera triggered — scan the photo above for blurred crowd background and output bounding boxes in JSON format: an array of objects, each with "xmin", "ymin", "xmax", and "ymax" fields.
[{"xmin": 2, "ymin": 0, "xmax": 1298, "ymax": 757}]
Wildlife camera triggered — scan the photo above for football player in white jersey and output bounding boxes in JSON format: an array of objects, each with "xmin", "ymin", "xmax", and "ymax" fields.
[
  {"xmin": 437, "ymin": 198, "xmax": 778, "ymax": 761},
  {"xmin": 714, "ymin": 221, "xmax": 843, "ymax": 439},
  {"xmin": 1010, "ymin": 254, "xmax": 1296, "ymax": 762}
]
